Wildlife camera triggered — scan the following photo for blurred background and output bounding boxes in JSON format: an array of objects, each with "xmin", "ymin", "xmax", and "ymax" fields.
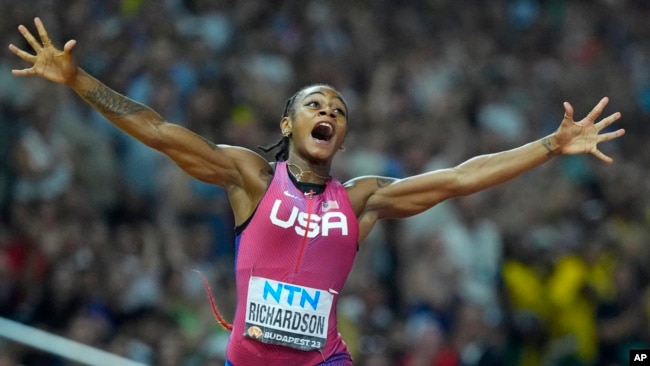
[{"xmin": 1, "ymin": 0, "xmax": 649, "ymax": 365}]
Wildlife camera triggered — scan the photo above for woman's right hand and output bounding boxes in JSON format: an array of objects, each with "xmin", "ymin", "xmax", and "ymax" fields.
[{"xmin": 8, "ymin": 17, "xmax": 79, "ymax": 85}]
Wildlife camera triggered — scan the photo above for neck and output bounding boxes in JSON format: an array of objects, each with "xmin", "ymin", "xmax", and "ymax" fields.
[{"xmin": 285, "ymin": 159, "xmax": 330, "ymax": 184}]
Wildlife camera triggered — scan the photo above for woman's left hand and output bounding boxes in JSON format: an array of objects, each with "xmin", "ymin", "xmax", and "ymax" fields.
[{"xmin": 555, "ymin": 97, "xmax": 625, "ymax": 163}]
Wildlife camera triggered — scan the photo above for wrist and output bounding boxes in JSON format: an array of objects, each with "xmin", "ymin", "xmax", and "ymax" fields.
[
  {"xmin": 541, "ymin": 134, "xmax": 560, "ymax": 157},
  {"xmin": 66, "ymin": 67, "xmax": 88, "ymax": 89}
]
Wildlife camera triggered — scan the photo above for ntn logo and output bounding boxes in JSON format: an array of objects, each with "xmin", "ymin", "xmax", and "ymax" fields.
[{"xmin": 263, "ymin": 280, "xmax": 320, "ymax": 310}]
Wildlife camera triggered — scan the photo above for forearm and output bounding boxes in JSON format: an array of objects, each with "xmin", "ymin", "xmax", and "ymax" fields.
[
  {"xmin": 67, "ymin": 68, "xmax": 166, "ymax": 146},
  {"xmin": 455, "ymin": 134, "xmax": 560, "ymax": 195},
  {"xmin": 65, "ymin": 68, "xmax": 262, "ymax": 190}
]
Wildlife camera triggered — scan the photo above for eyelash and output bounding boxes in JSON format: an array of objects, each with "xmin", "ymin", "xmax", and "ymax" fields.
[{"xmin": 305, "ymin": 101, "xmax": 346, "ymax": 116}]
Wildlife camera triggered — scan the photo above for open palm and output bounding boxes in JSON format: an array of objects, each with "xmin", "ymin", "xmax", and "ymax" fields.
[
  {"xmin": 8, "ymin": 17, "xmax": 78, "ymax": 85},
  {"xmin": 555, "ymin": 97, "xmax": 624, "ymax": 163}
]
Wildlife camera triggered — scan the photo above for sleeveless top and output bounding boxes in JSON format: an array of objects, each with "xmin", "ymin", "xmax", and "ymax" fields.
[{"xmin": 226, "ymin": 161, "xmax": 359, "ymax": 365}]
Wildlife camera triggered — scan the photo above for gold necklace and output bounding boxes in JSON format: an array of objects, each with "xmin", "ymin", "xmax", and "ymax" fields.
[{"xmin": 287, "ymin": 163, "xmax": 329, "ymax": 182}]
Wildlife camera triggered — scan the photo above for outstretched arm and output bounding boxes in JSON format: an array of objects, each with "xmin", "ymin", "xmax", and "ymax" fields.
[
  {"xmin": 59, "ymin": 68, "xmax": 255, "ymax": 187},
  {"xmin": 348, "ymin": 97, "xmax": 624, "ymax": 240},
  {"xmin": 8, "ymin": 17, "xmax": 271, "ymax": 224}
]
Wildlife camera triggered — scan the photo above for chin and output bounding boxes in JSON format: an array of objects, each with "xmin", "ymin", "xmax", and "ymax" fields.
[
  {"xmin": 306, "ymin": 149, "xmax": 335, "ymax": 163},
  {"xmin": 309, "ymin": 140, "xmax": 335, "ymax": 152}
]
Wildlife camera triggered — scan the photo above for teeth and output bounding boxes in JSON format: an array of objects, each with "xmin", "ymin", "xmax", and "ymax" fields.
[{"xmin": 317, "ymin": 122, "xmax": 332, "ymax": 131}]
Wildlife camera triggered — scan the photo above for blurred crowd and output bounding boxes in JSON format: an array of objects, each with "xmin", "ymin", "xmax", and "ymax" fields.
[{"xmin": 1, "ymin": 0, "xmax": 650, "ymax": 365}]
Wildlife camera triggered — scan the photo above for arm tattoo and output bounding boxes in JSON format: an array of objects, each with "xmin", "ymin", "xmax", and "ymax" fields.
[
  {"xmin": 83, "ymin": 84, "xmax": 148, "ymax": 117},
  {"xmin": 376, "ymin": 177, "xmax": 394, "ymax": 188},
  {"xmin": 541, "ymin": 137, "xmax": 559, "ymax": 157}
]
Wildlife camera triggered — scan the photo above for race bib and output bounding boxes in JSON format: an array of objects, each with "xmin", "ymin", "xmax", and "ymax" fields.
[{"xmin": 244, "ymin": 276, "xmax": 333, "ymax": 351}]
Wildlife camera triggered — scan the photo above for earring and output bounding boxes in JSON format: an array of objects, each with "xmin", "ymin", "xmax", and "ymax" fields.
[
  {"xmin": 282, "ymin": 130, "xmax": 291, "ymax": 137},
  {"xmin": 339, "ymin": 145, "xmax": 346, "ymax": 151}
]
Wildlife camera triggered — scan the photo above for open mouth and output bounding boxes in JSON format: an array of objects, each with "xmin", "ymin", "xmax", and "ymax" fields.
[{"xmin": 311, "ymin": 122, "xmax": 334, "ymax": 142}]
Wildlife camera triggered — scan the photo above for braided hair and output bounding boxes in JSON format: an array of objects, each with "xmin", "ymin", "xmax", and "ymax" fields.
[{"xmin": 258, "ymin": 84, "xmax": 345, "ymax": 161}]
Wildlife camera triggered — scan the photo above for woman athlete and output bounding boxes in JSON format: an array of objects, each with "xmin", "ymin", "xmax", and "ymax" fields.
[{"xmin": 9, "ymin": 17, "xmax": 625, "ymax": 366}]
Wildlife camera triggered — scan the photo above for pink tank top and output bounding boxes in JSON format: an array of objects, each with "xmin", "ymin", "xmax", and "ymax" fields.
[{"xmin": 226, "ymin": 161, "xmax": 359, "ymax": 365}]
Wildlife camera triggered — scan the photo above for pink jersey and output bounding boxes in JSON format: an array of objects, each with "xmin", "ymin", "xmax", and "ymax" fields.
[{"xmin": 226, "ymin": 161, "xmax": 359, "ymax": 365}]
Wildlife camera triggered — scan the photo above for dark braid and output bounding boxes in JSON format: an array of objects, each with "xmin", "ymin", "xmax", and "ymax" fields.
[
  {"xmin": 258, "ymin": 135, "xmax": 291, "ymax": 162},
  {"xmin": 258, "ymin": 84, "xmax": 345, "ymax": 161},
  {"xmin": 257, "ymin": 88, "xmax": 302, "ymax": 161},
  {"xmin": 257, "ymin": 94, "xmax": 295, "ymax": 161}
]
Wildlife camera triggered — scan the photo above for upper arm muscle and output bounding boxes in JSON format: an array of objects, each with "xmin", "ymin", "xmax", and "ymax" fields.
[
  {"xmin": 155, "ymin": 123, "xmax": 269, "ymax": 188},
  {"xmin": 361, "ymin": 168, "xmax": 462, "ymax": 220},
  {"xmin": 152, "ymin": 122, "xmax": 273, "ymax": 224}
]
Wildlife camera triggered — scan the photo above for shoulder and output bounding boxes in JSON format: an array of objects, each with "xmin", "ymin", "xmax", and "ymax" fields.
[
  {"xmin": 220, "ymin": 145, "xmax": 274, "ymax": 178},
  {"xmin": 218, "ymin": 145, "xmax": 274, "ymax": 223}
]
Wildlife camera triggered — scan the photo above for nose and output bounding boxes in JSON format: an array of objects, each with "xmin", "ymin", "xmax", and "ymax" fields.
[{"xmin": 319, "ymin": 107, "xmax": 336, "ymax": 118}]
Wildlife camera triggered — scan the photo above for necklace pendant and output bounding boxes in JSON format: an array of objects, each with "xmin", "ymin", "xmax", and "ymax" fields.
[{"xmin": 288, "ymin": 163, "xmax": 328, "ymax": 183}]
